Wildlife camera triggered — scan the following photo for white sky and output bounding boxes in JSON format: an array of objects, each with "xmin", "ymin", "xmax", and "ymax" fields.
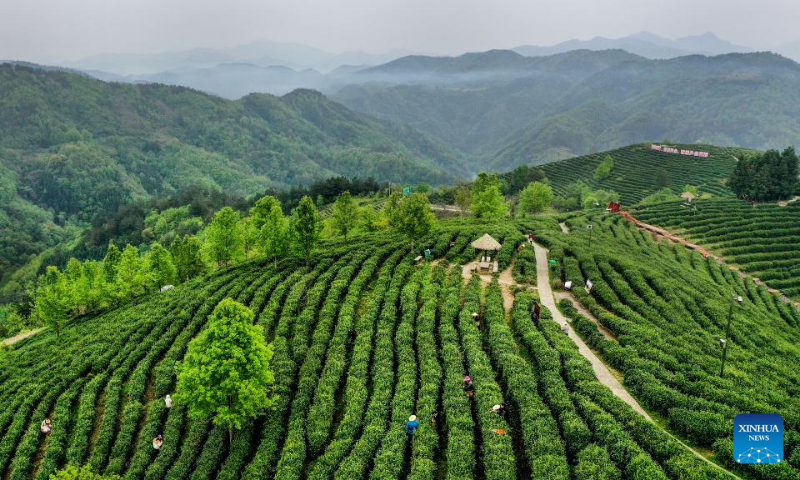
[{"xmin": 1, "ymin": 0, "xmax": 798, "ymax": 63}]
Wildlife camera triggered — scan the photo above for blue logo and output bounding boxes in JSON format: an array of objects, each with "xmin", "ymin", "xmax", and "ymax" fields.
[{"xmin": 733, "ymin": 413, "xmax": 783, "ymax": 464}]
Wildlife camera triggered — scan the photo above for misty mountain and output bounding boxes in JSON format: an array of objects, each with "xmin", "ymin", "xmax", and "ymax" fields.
[
  {"xmin": 65, "ymin": 40, "xmax": 415, "ymax": 76},
  {"xmin": 513, "ymin": 31, "xmax": 751, "ymax": 59},
  {"xmin": 0, "ymin": 64, "xmax": 464, "ymax": 283},
  {"xmin": 332, "ymin": 49, "xmax": 800, "ymax": 172},
  {"xmin": 774, "ymin": 40, "xmax": 800, "ymax": 64}
]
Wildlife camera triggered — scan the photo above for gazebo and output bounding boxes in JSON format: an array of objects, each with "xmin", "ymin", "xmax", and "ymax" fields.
[
  {"xmin": 472, "ymin": 234, "xmax": 501, "ymax": 272},
  {"xmin": 681, "ymin": 191, "xmax": 696, "ymax": 202}
]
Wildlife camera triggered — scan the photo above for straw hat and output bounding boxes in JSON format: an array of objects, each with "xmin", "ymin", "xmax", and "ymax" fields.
[{"xmin": 409, "ymin": 415, "xmax": 417, "ymax": 421}]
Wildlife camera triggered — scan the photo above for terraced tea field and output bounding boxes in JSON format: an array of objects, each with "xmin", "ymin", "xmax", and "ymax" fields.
[
  {"xmin": 540, "ymin": 143, "xmax": 752, "ymax": 205},
  {"xmin": 542, "ymin": 212, "xmax": 800, "ymax": 479},
  {"xmin": 635, "ymin": 199, "xmax": 800, "ymax": 299},
  {"xmin": 0, "ymin": 216, "xmax": 796, "ymax": 479}
]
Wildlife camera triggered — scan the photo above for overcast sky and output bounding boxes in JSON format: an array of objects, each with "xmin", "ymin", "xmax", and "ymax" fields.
[{"xmin": 2, "ymin": 0, "xmax": 798, "ymax": 63}]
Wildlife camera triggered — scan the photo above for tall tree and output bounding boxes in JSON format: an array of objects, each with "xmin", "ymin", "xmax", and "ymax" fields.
[
  {"xmin": 116, "ymin": 244, "xmax": 148, "ymax": 302},
  {"xmin": 392, "ymin": 193, "xmax": 436, "ymax": 253},
  {"xmin": 471, "ymin": 185, "xmax": 507, "ymax": 219},
  {"xmin": 252, "ymin": 198, "xmax": 289, "ymax": 266},
  {"xmin": 593, "ymin": 155, "xmax": 614, "ymax": 181},
  {"xmin": 290, "ymin": 196, "xmax": 321, "ymax": 265},
  {"xmin": 176, "ymin": 298, "xmax": 278, "ymax": 442},
  {"xmin": 206, "ymin": 207, "xmax": 244, "ymax": 268},
  {"xmin": 331, "ymin": 191, "xmax": 358, "ymax": 239},
  {"xmin": 454, "ymin": 184, "xmax": 473, "ymax": 215},
  {"xmin": 517, "ymin": 181, "xmax": 554, "ymax": 216},
  {"xmin": 33, "ymin": 266, "xmax": 70, "ymax": 337},
  {"xmin": 170, "ymin": 235, "xmax": 207, "ymax": 282},
  {"xmin": 147, "ymin": 243, "xmax": 177, "ymax": 290},
  {"xmin": 102, "ymin": 242, "xmax": 122, "ymax": 284}
]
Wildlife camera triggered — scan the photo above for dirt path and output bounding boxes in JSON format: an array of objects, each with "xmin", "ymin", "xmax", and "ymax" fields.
[
  {"xmin": 462, "ymin": 261, "xmax": 519, "ymax": 312},
  {"xmin": 534, "ymin": 241, "xmax": 740, "ymax": 478},
  {"xmin": 532, "ymin": 242, "xmax": 651, "ymax": 420},
  {"xmin": 553, "ymin": 292, "xmax": 617, "ymax": 341},
  {"xmin": 0, "ymin": 328, "xmax": 43, "ymax": 347},
  {"xmin": 620, "ymin": 211, "xmax": 799, "ymax": 308},
  {"xmin": 778, "ymin": 196, "xmax": 800, "ymax": 207}
]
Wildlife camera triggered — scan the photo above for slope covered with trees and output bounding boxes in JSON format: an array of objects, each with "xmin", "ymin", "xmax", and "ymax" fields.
[{"xmin": 0, "ymin": 64, "xmax": 463, "ymax": 290}]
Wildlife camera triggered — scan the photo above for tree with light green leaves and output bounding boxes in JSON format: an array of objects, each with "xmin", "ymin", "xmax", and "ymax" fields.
[
  {"xmin": 454, "ymin": 184, "xmax": 472, "ymax": 214},
  {"xmin": 115, "ymin": 244, "xmax": 149, "ymax": 302},
  {"xmin": 250, "ymin": 196, "xmax": 289, "ymax": 266},
  {"xmin": 472, "ymin": 185, "xmax": 508, "ymax": 219},
  {"xmin": 391, "ymin": 192, "xmax": 436, "ymax": 253},
  {"xmin": 517, "ymin": 181, "xmax": 554, "ymax": 216},
  {"xmin": 331, "ymin": 191, "xmax": 358, "ymax": 239},
  {"xmin": 593, "ymin": 155, "xmax": 614, "ymax": 181},
  {"xmin": 290, "ymin": 196, "xmax": 321, "ymax": 265},
  {"xmin": 146, "ymin": 243, "xmax": 177, "ymax": 290},
  {"xmin": 176, "ymin": 298, "xmax": 278, "ymax": 442},
  {"xmin": 240, "ymin": 217, "xmax": 257, "ymax": 260},
  {"xmin": 170, "ymin": 235, "xmax": 207, "ymax": 282},
  {"xmin": 102, "ymin": 242, "xmax": 121, "ymax": 283},
  {"xmin": 206, "ymin": 207, "xmax": 244, "ymax": 268},
  {"xmin": 33, "ymin": 266, "xmax": 71, "ymax": 337}
]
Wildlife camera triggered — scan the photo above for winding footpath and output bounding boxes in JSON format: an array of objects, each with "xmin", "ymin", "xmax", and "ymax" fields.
[
  {"xmin": 533, "ymin": 241, "xmax": 740, "ymax": 478},
  {"xmin": 531, "ymin": 242, "xmax": 651, "ymax": 419}
]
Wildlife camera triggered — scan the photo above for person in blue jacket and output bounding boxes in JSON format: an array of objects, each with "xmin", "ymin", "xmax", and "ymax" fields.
[{"xmin": 406, "ymin": 415, "xmax": 420, "ymax": 435}]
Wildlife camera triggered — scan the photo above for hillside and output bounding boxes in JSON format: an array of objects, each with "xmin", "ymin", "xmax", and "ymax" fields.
[
  {"xmin": 635, "ymin": 198, "xmax": 800, "ymax": 299},
  {"xmin": 0, "ymin": 64, "xmax": 464, "ymax": 287},
  {"xmin": 2, "ymin": 216, "xmax": 799, "ymax": 479},
  {"xmin": 534, "ymin": 143, "xmax": 754, "ymax": 205},
  {"xmin": 333, "ymin": 50, "xmax": 800, "ymax": 172}
]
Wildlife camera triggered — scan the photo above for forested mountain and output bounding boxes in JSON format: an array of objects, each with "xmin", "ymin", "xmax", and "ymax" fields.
[
  {"xmin": 0, "ymin": 64, "xmax": 463, "ymax": 289},
  {"xmin": 334, "ymin": 50, "xmax": 800, "ymax": 172}
]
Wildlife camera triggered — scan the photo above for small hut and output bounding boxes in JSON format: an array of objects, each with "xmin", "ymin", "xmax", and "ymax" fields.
[
  {"xmin": 681, "ymin": 191, "xmax": 696, "ymax": 202},
  {"xmin": 472, "ymin": 234, "xmax": 501, "ymax": 269}
]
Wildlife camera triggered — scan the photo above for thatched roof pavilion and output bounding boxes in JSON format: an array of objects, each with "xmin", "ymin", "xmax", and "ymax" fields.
[{"xmin": 471, "ymin": 234, "xmax": 501, "ymax": 251}]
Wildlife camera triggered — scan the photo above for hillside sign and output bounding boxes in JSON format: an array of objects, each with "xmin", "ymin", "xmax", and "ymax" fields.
[{"xmin": 651, "ymin": 144, "xmax": 709, "ymax": 158}]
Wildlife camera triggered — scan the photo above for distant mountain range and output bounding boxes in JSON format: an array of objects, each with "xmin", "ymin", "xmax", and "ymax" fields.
[
  {"xmin": 512, "ymin": 31, "xmax": 753, "ymax": 59},
  {"xmin": 63, "ymin": 40, "xmax": 416, "ymax": 76},
  {"xmin": 332, "ymin": 49, "xmax": 800, "ymax": 172}
]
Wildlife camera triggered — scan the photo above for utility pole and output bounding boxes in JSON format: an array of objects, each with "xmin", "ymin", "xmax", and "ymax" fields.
[{"xmin": 719, "ymin": 295, "xmax": 743, "ymax": 377}]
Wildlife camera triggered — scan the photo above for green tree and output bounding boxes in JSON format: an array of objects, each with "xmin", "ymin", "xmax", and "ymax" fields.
[
  {"xmin": 240, "ymin": 217, "xmax": 257, "ymax": 259},
  {"xmin": 102, "ymin": 242, "xmax": 121, "ymax": 283},
  {"xmin": 391, "ymin": 193, "xmax": 436, "ymax": 253},
  {"xmin": 454, "ymin": 184, "xmax": 472, "ymax": 215},
  {"xmin": 472, "ymin": 172, "xmax": 503, "ymax": 195},
  {"xmin": 359, "ymin": 204, "xmax": 385, "ymax": 233},
  {"xmin": 517, "ymin": 181, "xmax": 554, "ymax": 216},
  {"xmin": 472, "ymin": 185, "xmax": 507, "ymax": 219},
  {"xmin": 593, "ymin": 155, "xmax": 614, "ymax": 181},
  {"xmin": 51, "ymin": 465, "xmax": 121, "ymax": 479},
  {"xmin": 146, "ymin": 243, "xmax": 177, "ymax": 290},
  {"xmin": 252, "ymin": 200, "xmax": 289, "ymax": 266},
  {"xmin": 206, "ymin": 207, "xmax": 244, "ymax": 268},
  {"xmin": 641, "ymin": 188, "xmax": 679, "ymax": 204},
  {"xmin": 115, "ymin": 244, "xmax": 148, "ymax": 302},
  {"xmin": 170, "ymin": 235, "xmax": 207, "ymax": 282},
  {"xmin": 655, "ymin": 168, "xmax": 669, "ymax": 188},
  {"xmin": 331, "ymin": 191, "xmax": 358, "ymax": 239},
  {"xmin": 33, "ymin": 267, "xmax": 70, "ymax": 337},
  {"xmin": 176, "ymin": 298, "xmax": 278, "ymax": 442},
  {"xmin": 290, "ymin": 196, "xmax": 321, "ymax": 264}
]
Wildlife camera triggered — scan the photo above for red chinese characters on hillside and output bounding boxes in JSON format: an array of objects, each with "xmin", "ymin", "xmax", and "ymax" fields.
[{"xmin": 650, "ymin": 144, "xmax": 709, "ymax": 158}]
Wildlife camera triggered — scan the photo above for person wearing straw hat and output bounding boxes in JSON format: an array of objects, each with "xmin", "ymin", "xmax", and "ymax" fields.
[
  {"xmin": 406, "ymin": 415, "xmax": 420, "ymax": 435},
  {"xmin": 463, "ymin": 375, "xmax": 475, "ymax": 397}
]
